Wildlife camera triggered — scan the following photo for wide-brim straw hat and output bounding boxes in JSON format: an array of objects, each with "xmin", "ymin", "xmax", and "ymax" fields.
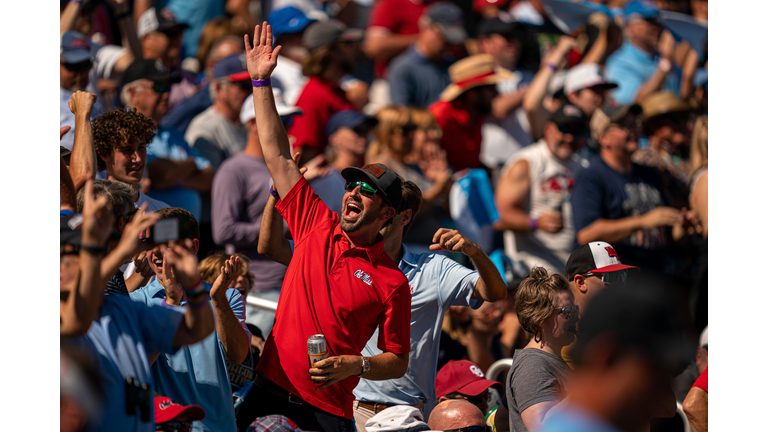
[
  {"xmin": 640, "ymin": 91, "xmax": 691, "ymax": 121},
  {"xmin": 439, "ymin": 54, "xmax": 510, "ymax": 102}
]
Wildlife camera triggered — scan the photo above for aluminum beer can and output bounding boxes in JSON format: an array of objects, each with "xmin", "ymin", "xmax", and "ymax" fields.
[{"xmin": 308, "ymin": 334, "xmax": 329, "ymax": 367}]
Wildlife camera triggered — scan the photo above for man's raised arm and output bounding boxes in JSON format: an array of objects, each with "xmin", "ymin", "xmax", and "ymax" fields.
[{"xmin": 245, "ymin": 23, "xmax": 302, "ymax": 198}]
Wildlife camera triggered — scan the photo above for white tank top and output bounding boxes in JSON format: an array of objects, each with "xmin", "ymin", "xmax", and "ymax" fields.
[{"xmin": 502, "ymin": 139, "xmax": 586, "ymax": 273}]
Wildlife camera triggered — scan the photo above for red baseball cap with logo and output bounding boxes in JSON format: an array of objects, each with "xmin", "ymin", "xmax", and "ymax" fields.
[
  {"xmin": 565, "ymin": 241, "xmax": 640, "ymax": 281},
  {"xmin": 154, "ymin": 396, "xmax": 205, "ymax": 424},
  {"xmin": 435, "ymin": 360, "xmax": 502, "ymax": 399}
]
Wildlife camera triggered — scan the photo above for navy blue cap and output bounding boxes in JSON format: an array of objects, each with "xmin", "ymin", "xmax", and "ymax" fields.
[
  {"xmin": 213, "ymin": 53, "xmax": 250, "ymax": 81},
  {"xmin": 624, "ymin": 0, "xmax": 660, "ymax": 20},
  {"xmin": 326, "ymin": 110, "xmax": 378, "ymax": 138},
  {"xmin": 61, "ymin": 31, "xmax": 92, "ymax": 64},
  {"xmin": 425, "ymin": 3, "xmax": 467, "ymax": 44},
  {"xmin": 268, "ymin": 6, "xmax": 316, "ymax": 41}
]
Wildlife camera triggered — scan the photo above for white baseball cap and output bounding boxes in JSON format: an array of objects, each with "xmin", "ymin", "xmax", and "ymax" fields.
[
  {"xmin": 564, "ymin": 63, "xmax": 618, "ymax": 95},
  {"xmin": 565, "ymin": 241, "xmax": 639, "ymax": 281},
  {"xmin": 365, "ymin": 406, "xmax": 430, "ymax": 432},
  {"xmin": 240, "ymin": 87, "xmax": 304, "ymax": 125}
]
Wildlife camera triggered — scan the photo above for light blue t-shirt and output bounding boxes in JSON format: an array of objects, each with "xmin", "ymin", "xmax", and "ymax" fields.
[
  {"xmin": 64, "ymin": 294, "xmax": 183, "ymax": 432},
  {"xmin": 605, "ymin": 41, "xmax": 680, "ymax": 105},
  {"xmin": 353, "ymin": 245, "xmax": 483, "ymax": 416},
  {"xmin": 540, "ymin": 405, "xmax": 622, "ymax": 432},
  {"xmin": 130, "ymin": 281, "xmax": 250, "ymax": 432},
  {"xmin": 146, "ymin": 125, "xmax": 211, "ymax": 220},
  {"xmin": 156, "ymin": 0, "xmax": 225, "ymax": 59}
]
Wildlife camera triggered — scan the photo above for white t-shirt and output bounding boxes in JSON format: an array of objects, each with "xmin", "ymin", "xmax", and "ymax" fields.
[
  {"xmin": 502, "ymin": 139, "xmax": 585, "ymax": 274},
  {"xmin": 272, "ymin": 55, "xmax": 308, "ymax": 107},
  {"xmin": 185, "ymin": 107, "xmax": 247, "ymax": 171},
  {"xmin": 87, "ymin": 44, "xmax": 126, "ymax": 103}
]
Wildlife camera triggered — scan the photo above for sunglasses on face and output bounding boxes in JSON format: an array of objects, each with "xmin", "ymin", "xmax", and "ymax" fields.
[
  {"xmin": 63, "ymin": 60, "xmax": 93, "ymax": 73},
  {"xmin": 395, "ymin": 123, "xmax": 418, "ymax": 135},
  {"xmin": 445, "ymin": 426, "xmax": 492, "ymax": 432},
  {"xmin": 156, "ymin": 421, "xmax": 192, "ymax": 432},
  {"xmin": 151, "ymin": 82, "xmax": 171, "ymax": 94},
  {"xmin": 345, "ymin": 180, "xmax": 378, "ymax": 198},
  {"xmin": 584, "ymin": 270, "xmax": 628, "ymax": 285},
  {"xmin": 557, "ymin": 124, "xmax": 588, "ymax": 138},
  {"xmin": 231, "ymin": 79, "xmax": 253, "ymax": 92},
  {"xmin": 449, "ymin": 391, "xmax": 490, "ymax": 406},
  {"xmin": 553, "ymin": 305, "xmax": 579, "ymax": 320}
]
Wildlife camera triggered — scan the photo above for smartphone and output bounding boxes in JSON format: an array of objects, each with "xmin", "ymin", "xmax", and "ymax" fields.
[{"xmin": 150, "ymin": 218, "xmax": 179, "ymax": 244}]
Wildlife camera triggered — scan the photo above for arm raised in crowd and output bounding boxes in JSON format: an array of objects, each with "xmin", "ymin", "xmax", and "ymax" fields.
[
  {"xmin": 68, "ymin": 91, "xmax": 98, "ymax": 194},
  {"xmin": 494, "ymin": 160, "xmax": 563, "ymax": 234},
  {"xmin": 61, "ymin": 180, "xmax": 114, "ymax": 337},
  {"xmin": 61, "ymin": 153, "xmax": 77, "ymax": 213},
  {"xmin": 245, "ymin": 23, "xmax": 303, "ymax": 198},
  {"xmin": 209, "ymin": 256, "xmax": 250, "ymax": 364},
  {"xmin": 60, "ymin": 0, "xmax": 82, "ymax": 36},
  {"xmin": 107, "ymin": 0, "xmax": 143, "ymax": 73},
  {"xmin": 99, "ymin": 204, "xmax": 159, "ymax": 288}
]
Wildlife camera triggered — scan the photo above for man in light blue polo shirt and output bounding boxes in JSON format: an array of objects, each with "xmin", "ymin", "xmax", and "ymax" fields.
[
  {"xmin": 130, "ymin": 207, "xmax": 251, "ymax": 432},
  {"xmin": 605, "ymin": 1, "xmax": 680, "ymax": 105},
  {"xmin": 352, "ymin": 182, "xmax": 508, "ymax": 429}
]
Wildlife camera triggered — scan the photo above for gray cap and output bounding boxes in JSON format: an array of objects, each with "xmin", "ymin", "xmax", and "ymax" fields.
[
  {"xmin": 302, "ymin": 20, "xmax": 363, "ymax": 51},
  {"xmin": 424, "ymin": 2, "xmax": 467, "ymax": 44}
]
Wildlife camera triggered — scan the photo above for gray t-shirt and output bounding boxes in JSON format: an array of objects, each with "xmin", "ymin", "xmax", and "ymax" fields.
[
  {"xmin": 185, "ymin": 106, "xmax": 247, "ymax": 171},
  {"xmin": 506, "ymin": 348, "xmax": 571, "ymax": 432}
]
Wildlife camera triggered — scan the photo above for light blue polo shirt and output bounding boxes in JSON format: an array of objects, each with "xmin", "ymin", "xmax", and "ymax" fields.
[
  {"xmin": 130, "ymin": 281, "xmax": 250, "ymax": 432},
  {"xmin": 146, "ymin": 125, "xmax": 211, "ymax": 221},
  {"xmin": 605, "ymin": 41, "xmax": 680, "ymax": 105},
  {"xmin": 353, "ymin": 245, "xmax": 483, "ymax": 416}
]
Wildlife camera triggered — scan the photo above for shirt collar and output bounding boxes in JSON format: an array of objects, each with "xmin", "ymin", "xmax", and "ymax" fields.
[
  {"xmin": 625, "ymin": 41, "xmax": 658, "ymax": 61},
  {"xmin": 400, "ymin": 243, "xmax": 418, "ymax": 269},
  {"xmin": 333, "ymin": 223, "xmax": 387, "ymax": 263}
]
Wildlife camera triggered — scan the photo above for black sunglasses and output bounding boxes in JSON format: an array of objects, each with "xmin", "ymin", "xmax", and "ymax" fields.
[
  {"xmin": 63, "ymin": 60, "xmax": 93, "ymax": 73},
  {"xmin": 231, "ymin": 79, "xmax": 253, "ymax": 91},
  {"xmin": 583, "ymin": 270, "xmax": 628, "ymax": 285},
  {"xmin": 448, "ymin": 390, "xmax": 489, "ymax": 406},
  {"xmin": 395, "ymin": 123, "xmax": 418, "ymax": 135},
  {"xmin": 156, "ymin": 421, "xmax": 192, "ymax": 432},
  {"xmin": 152, "ymin": 82, "xmax": 171, "ymax": 94}
]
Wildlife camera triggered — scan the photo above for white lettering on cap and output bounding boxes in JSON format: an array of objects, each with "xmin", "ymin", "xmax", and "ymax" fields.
[{"xmin": 469, "ymin": 365, "xmax": 484, "ymax": 378}]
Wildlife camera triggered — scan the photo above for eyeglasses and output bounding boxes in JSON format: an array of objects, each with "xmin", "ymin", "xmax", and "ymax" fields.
[
  {"xmin": 345, "ymin": 180, "xmax": 378, "ymax": 198},
  {"xmin": 62, "ymin": 60, "xmax": 93, "ymax": 73},
  {"xmin": 447, "ymin": 390, "xmax": 489, "ymax": 406},
  {"xmin": 395, "ymin": 123, "xmax": 418, "ymax": 135},
  {"xmin": 553, "ymin": 305, "xmax": 579, "ymax": 320},
  {"xmin": 156, "ymin": 421, "xmax": 192, "ymax": 432},
  {"xmin": 445, "ymin": 426, "xmax": 492, "ymax": 432},
  {"xmin": 583, "ymin": 270, "xmax": 628, "ymax": 285}
]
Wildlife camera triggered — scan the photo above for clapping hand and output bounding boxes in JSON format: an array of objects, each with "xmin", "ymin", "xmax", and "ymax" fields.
[
  {"xmin": 80, "ymin": 179, "xmax": 114, "ymax": 247},
  {"xmin": 210, "ymin": 255, "xmax": 241, "ymax": 302}
]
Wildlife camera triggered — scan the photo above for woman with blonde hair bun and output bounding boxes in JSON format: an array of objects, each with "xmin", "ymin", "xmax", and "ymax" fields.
[{"xmin": 506, "ymin": 266, "xmax": 577, "ymax": 432}]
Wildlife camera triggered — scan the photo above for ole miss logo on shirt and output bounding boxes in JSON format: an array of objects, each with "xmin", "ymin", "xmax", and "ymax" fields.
[{"xmin": 354, "ymin": 269, "xmax": 373, "ymax": 286}]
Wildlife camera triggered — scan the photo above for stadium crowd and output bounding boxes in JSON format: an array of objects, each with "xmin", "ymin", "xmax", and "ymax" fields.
[{"xmin": 59, "ymin": 0, "xmax": 708, "ymax": 431}]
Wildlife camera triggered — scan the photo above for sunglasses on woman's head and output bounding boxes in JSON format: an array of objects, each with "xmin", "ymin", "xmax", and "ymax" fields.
[{"xmin": 345, "ymin": 180, "xmax": 378, "ymax": 198}]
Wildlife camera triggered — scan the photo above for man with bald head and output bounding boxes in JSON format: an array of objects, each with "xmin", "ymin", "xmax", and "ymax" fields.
[
  {"xmin": 428, "ymin": 400, "xmax": 488, "ymax": 431},
  {"xmin": 161, "ymin": 36, "xmax": 245, "ymax": 134}
]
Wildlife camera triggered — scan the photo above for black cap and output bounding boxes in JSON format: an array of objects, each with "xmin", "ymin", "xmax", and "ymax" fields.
[
  {"xmin": 341, "ymin": 163, "xmax": 402, "ymax": 211},
  {"xmin": 549, "ymin": 103, "xmax": 588, "ymax": 135},
  {"xmin": 61, "ymin": 215, "xmax": 84, "ymax": 246},
  {"xmin": 326, "ymin": 110, "xmax": 378, "ymax": 138},
  {"xmin": 477, "ymin": 16, "xmax": 519, "ymax": 39},
  {"xmin": 121, "ymin": 58, "xmax": 181, "ymax": 87},
  {"xmin": 573, "ymin": 288, "xmax": 695, "ymax": 376}
]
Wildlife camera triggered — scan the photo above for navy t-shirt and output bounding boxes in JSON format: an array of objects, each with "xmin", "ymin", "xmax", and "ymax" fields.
[{"xmin": 571, "ymin": 158, "xmax": 673, "ymax": 272}]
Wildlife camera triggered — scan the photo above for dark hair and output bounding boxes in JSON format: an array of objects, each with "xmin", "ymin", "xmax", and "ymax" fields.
[
  {"xmin": 155, "ymin": 207, "xmax": 200, "ymax": 240},
  {"xmin": 399, "ymin": 181, "xmax": 423, "ymax": 236},
  {"xmin": 92, "ymin": 107, "xmax": 156, "ymax": 170},
  {"xmin": 515, "ymin": 266, "xmax": 571, "ymax": 339}
]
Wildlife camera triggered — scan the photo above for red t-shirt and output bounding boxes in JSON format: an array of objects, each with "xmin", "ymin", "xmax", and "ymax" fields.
[
  {"xmin": 256, "ymin": 177, "xmax": 412, "ymax": 419},
  {"xmin": 288, "ymin": 76, "xmax": 354, "ymax": 156},
  {"xmin": 367, "ymin": 0, "xmax": 430, "ymax": 78},
  {"xmin": 692, "ymin": 367, "xmax": 708, "ymax": 393},
  {"xmin": 429, "ymin": 99, "xmax": 485, "ymax": 171}
]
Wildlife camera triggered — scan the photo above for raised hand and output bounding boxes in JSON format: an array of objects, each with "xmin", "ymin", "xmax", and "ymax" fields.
[
  {"xmin": 114, "ymin": 203, "xmax": 161, "ymax": 259},
  {"xmin": 429, "ymin": 228, "xmax": 480, "ymax": 257},
  {"xmin": 210, "ymin": 255, "xmax": 241, "ymax": 302},
  {"xmin": 68, "ymin": 91, "xmax": 98, "ymax": 119},
  {"xmin": 245, "ymin": 22, "xmax": 282, "ymax": 80},
  {"xmin": 80, "ymin": 179, "xmax": 114, "ymax": 246},
  {"xmin": 161, "ymin": 240, "xmax": 201, "ymax": 289}
]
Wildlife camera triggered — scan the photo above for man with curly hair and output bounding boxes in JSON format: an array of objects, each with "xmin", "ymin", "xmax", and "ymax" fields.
[{"xmin": 92, "ymin": 106, "xmax": 168, "ymax": 211}]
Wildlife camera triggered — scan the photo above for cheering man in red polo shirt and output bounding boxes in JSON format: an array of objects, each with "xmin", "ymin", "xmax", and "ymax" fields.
[{"xmin": 236, "ymin": 23, "xmax": 412, "ymax": 432}]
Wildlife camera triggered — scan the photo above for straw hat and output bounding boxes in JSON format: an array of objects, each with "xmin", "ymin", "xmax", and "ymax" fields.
[
  {"xmin": 439, "ymin": 54, "xmax": 510, "ymax": 102},
  {"xmin": 640, "ymin": 91, "xmax": 691, "ymax": 121}
]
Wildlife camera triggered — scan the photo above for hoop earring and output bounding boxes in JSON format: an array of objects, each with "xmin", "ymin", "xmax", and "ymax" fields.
[{"xmin": 534, "ymin": 331, "xmax": 542, "ymax": 343}]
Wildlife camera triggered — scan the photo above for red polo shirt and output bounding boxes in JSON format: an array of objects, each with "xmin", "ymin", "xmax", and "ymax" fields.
[
  {"xmin": 288, "ymin": 76, "xmax": 353, "ymax": 157},
  {"xmin": 692, "ymin": 367, "xmax": 708, "ymax": 392},
  {"xmin": 255, "ymin": 177, "xmax": 411, "ymax": 419},
  {"xmin": 429, "ymin": 99, "xmax": 485, "ymax": 171},
  {"xmin": 368, "ymin": 0, "xmax": 431, "ymax": 78}
]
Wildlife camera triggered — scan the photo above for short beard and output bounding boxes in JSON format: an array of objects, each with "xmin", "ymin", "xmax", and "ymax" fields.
[{"xmin": 340, "ymin": 200, "xmax": 384, "ymax": 233}]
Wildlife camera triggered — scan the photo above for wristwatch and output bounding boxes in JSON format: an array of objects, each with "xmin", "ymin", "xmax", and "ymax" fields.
[
  {"xmin": 657, "ymin": 58, "xmax": 672, "ymax": 73},
  {"xmin": 357, "ymin": 356, "xmax": 371, "ymax": 377}
]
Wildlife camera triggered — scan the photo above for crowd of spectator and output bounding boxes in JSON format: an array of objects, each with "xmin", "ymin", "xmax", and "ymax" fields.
[{"xmin": 59, "ymin": 0, "xmax": 708, "ymax": 431}]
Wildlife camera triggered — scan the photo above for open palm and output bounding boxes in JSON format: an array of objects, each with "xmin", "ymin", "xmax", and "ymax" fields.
[{"xmin": 245, "ymin": 22, "xmax": 282, "ymax": 80}]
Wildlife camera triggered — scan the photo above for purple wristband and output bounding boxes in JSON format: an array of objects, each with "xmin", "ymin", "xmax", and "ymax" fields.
[
  {"xmin": 529, "ymin": 218, "xmax": 537, "ymax": 231},
  {"xmin": 251, "ymin": 78, "xmax": 271, "ymax": 88},
  {"xmin": 71, "ymin": 0, "xmax": 83, "ymax": 4},
  {"xmin": 269, "ymin": 185, "xmax": 280, "ymax": 199},
  {"xmin": 546, "ymin": 63, "xmax": 557, "ymax": 71},
  {"xmin": 187, "ymin": 297, "xmax": 210, "ymax": 309}
]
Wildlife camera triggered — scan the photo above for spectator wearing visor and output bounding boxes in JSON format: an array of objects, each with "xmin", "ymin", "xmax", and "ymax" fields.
[
  {"xmin": 494, "ymin": 104, "xmax": 588, "ymax": 275},
  {"xmin": 560, "ymin": 241, "xmax": 640, "ymax": 368},
  {"xmin": 120, "ymin": 59, "xmax": 214, "ymax": 223},
  {"xmin": 387, "ymin": 3, "xmax": 468, "ymax": 109},
  {"xmin": 605, "ymin": 1, "xmax": 680, "ymax": 105}
]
